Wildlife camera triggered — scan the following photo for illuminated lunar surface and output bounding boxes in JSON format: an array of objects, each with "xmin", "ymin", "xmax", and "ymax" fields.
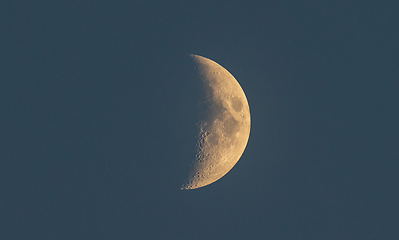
[{"xmin": 181, "ymin": 54, "xmax": 251, "ymax": 190}]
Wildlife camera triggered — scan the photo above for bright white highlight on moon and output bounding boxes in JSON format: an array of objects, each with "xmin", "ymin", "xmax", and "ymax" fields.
[{"xmin": 181, "ymin": 54, "xmax": 251, "ymax": 190}]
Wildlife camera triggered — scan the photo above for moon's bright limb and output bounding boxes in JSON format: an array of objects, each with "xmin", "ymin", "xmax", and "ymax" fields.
[{"xmin": 181, "ymin": 54, "xmax": 251, "ymax": 190}]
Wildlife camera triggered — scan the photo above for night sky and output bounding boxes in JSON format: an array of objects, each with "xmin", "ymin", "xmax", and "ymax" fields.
[{"xmin": 2, "ymin": 1, "xmax": 399, "ymax": 239}]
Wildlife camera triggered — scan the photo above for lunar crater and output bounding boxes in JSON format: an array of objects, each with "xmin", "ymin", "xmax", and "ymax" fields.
[{"xmin": 231, "ymin": 96, "xmax": 243, "ymax": 112}]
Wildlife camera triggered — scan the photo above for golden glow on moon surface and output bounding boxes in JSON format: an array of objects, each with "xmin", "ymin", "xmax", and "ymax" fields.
[{"xmin": 181, "ymin": 54, "xmax": 251, "ymax": 190}]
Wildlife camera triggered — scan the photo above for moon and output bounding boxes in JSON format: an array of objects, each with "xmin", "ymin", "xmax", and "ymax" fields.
[{"xmin": 181, "ymin": 54, "xmax": 251, "ymax": 190}]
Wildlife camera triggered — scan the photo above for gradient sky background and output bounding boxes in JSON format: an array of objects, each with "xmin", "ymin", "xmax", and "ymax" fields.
[{"xmin": 1, "ymin": 1, "xmax": 399, "ymax": 239}]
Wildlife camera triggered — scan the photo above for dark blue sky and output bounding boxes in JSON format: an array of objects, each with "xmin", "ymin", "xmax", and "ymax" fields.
[{"xmin": 1, "ymin": 1, "xmax": 399, "ymax": 239}]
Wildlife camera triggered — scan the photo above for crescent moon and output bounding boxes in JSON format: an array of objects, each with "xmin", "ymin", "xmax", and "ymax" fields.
[{"xmin": 181, "ymin": 54, "xmax": 251, "ymax": 190}]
